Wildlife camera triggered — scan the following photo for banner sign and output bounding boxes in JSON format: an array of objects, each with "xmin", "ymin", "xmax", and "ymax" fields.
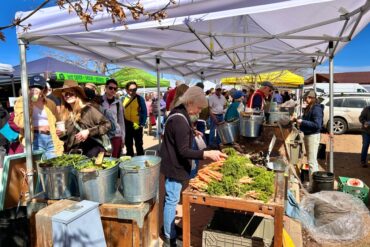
[{"xmin": 55, "ymin": 72, "xmax": 109, "ymax": 85}]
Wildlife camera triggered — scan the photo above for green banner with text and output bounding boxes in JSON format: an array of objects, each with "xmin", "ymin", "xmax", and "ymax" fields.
[{"xmin": 55, "ymin": 72, "xmax": 110, "ymax": 85}]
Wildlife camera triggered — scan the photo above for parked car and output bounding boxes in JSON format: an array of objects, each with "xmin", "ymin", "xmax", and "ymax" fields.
[
  {"xmin": 304, "ymin": 83, "xmax": 368, "ymax": 95},
  {"xmin": 320, "ymin": 93, "xmax": 370, "ymax": 134}
]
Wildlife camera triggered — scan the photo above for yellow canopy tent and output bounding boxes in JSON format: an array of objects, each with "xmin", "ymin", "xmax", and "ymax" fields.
[{"xmin": 221, "ymin": 70, "xmax": 304, "ymax": 88}]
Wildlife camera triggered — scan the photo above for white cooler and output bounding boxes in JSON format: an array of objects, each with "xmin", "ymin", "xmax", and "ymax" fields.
[{"xmin": 51, "ymin": 200, "xmax": 106, "ymax": 247}]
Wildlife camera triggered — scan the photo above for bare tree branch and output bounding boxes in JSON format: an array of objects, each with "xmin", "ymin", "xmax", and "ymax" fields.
[{"xmin": 0, "ymin": 0, "xmax": 175, "ymax": 41}]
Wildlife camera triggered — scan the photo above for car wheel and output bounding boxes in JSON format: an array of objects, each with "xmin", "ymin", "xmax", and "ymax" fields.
[{"xmin": 330, "ymin": 117, "xmax": 347, "ymax": 135}]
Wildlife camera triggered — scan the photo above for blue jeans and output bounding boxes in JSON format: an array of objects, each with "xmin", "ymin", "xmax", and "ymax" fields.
[
  {"xmin": 32, "ymin": 133, "xmax": 56, "ymax": 160},
  {"xmin": 163, "ymin": 178, "xmax": 183, "ymax": 239},
  {"xmin": 196, "ymin": 120, "xmax": 207, "ymax": 144},
  {"xmin": 361, "ymin": 132, "xmax": 370, "ymax": 163},
  {"xmin": 190, "ymin": 139, "xmax": 199, "ymax": 179},
  {"xmin": 209, "ymin": 114, "xmax": 223, "ymax": 147}
]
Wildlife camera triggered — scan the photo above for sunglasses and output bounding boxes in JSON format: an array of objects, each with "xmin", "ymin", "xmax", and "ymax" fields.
[
  {"xmin": 62, "ymin": 91, "xmax": 76, "ymax": 97},
  {"xmin": 128, "ymin": 88, "xmax": 137, "ymax": 92},
  {"xmin": 108, "ymin": 86, "xmax": 118, "ymax": 91}
]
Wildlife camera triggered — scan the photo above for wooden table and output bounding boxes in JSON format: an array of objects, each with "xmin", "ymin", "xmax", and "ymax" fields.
[{"xmin": 182, "ymin": 172, "xmax": 285, "ymax": 247}]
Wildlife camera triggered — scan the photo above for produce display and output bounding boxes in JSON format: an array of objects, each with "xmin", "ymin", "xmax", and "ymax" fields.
[
  {"xmin": 38, "ymin": 154, "xmax": 87, "ymax": 167},
  {"xmin": 76, "ymin": 158, "xmax": 119, "ymax": 171},
  {"xmin": 189, "ymin": 148, "xmax": 275, "ymax": 202}
]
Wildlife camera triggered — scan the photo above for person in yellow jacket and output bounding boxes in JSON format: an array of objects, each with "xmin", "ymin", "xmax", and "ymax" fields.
[
  {"xmin": 14, "ymin": 75, "xmax": 63, "ymax": 159},
  {"xmin": 123, "ymin": 81, "xmax": 147, "ymax": 156}
]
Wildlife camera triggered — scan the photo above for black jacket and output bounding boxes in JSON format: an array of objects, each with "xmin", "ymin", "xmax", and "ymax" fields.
[
  {"xmin": 159, "ymin": 104, "xmax": 204, "ymax": 181},
  {"xmin": 300, "ymin": 103, "xmax": 324, "ymax": 135},
  {"xmin": 359, "ymin": 106, "xmax": 370, "ymax": 134}
]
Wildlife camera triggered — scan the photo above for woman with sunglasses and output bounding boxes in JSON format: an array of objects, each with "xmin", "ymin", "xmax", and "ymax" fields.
[
  {"xmin": 14, "ymin": 75, "xmax": 64, "ymax": 159},
  {"xmin": 54, "ymin": 80, "xmax": 111, "ymax": 157}
]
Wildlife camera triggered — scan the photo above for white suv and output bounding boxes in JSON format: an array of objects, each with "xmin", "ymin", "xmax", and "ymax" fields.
[{"xmin": 320, "ymin": 94, "xmax": 370, "ymax": 134}]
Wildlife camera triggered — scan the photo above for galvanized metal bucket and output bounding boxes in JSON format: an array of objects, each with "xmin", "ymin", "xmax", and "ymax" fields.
[
  {"xmin": 76, "ymin": 158, "xmax": 119, "ymax": 203},
  {"xmin": 38, "ymin": 165, "xmax": 73, "ymax": 199},
  {"xmin": 268, "ymin": 112, "xmax": 290, "ymax": 125},
  {"xmin": 239, "ymin": 115, "xmax": 264, "ymax": 137},
  {"xmin": 217, "ymin": 120, "xmax": 239, "ymax": 144},
  {"xmin": 119, "ymin": 155, "xmax": 161, "ymax": 203}
]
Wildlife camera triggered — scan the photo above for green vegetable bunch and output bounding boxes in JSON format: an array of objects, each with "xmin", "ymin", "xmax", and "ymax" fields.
[
  {"xmin": 74, "ymin": 158, "xmax": 118, "ymax": 171},
  {"xmin": 40, "ymin": 154, "xmax": 87, "ymax": 167},
  {"xmin": 206, "ymin": 156, "xmax": 275, "ymax": 202},
  {"xmin": 221, "ymin": 147, "xmax": 237, "ymax": 156}
]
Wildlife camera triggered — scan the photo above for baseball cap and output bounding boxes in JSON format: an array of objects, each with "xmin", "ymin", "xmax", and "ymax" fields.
[
  {"xmin": 261, "ymin": 81, "xmax": 275, "ymax": 90},
  {"xmin": 233, "ymin": 90, "xmax": 245, "ymax": 100},
  {"xmin": 29, "ymin": 75, "xmax": 46, "ymax": 89},
  {"xmin": 215, "ymin": 84, "xmax": 222, "ymax": 90},
  {"xmin": 303, "ymin": 89, "xmax": 317, "ymax": 99}
]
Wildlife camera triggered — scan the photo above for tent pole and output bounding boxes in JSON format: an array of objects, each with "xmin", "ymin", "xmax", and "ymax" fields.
[
  {"xmin": 156, "ymin": 56, "xmax": 161, "ymax": 145},
  {"xmin": 11, "ymin": 75, "xmax": 16, "ymax": 96},
  {"xmin": 18, "ymin": 38, "xmax": 34, "ymax": 200},
  {"xmin": 328, "ymin": 41, "xmax": 334, "ymax": 173},
  {"xmin": 312, "ymin": 58, "xmax": 316, "ymax": 92}
]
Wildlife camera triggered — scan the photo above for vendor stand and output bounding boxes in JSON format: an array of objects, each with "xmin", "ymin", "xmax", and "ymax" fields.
[{"xmin": 182, "ymin": 171, "xmax": 285, "ymax": 247}]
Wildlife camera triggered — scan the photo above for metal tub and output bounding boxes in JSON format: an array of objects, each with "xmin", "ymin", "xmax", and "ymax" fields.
[
  {"xmin": 76, "ymin": 158, "xmax": 119, "ymax": 203},
  {"xmin": 119, "ymin": 155, "xmax": 161, "ymax": 203},
  {"xmin": 268, "ymin": 112, "xmax": 290, "ymax": 125},
  {"xmin": 38, "ymin": 165, "xmax": 73, "ymax": 199},
  {"xmin": 217, "ymin": 120, "xmax": 239, "ymax": 144},
  {"xmin": 239, "ymin": 115, "xmax": 264, "ymax": 137}
]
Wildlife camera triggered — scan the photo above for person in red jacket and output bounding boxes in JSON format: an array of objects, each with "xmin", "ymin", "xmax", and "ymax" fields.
[
  {"xmin": 165, "ymin": 80, "xmax": 183, "ymax": 111},
  {"xmin": 246, "ymin": 81, "xmax": 274, "ymax": 110}
]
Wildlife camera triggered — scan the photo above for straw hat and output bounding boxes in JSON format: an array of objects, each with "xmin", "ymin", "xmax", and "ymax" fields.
[{"xmin": 53, "ymin": 80, "xmax": 87, "ymax": 99}]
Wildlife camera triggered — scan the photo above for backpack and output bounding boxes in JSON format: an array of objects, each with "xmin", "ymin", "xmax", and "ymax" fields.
[{"xmin": 102, "ymin": 102, "xmax": 120, "ymax": 139}]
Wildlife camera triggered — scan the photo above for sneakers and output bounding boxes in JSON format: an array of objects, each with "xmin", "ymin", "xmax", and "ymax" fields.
[{"xmin": 361, "ymin": 162, "xmax": 368, "ymax": 168}]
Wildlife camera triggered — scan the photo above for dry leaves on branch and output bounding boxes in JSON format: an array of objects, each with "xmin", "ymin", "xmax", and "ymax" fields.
[{"xmin": 0, "ymin": 0, "xmax": 175, "ymax": 41}]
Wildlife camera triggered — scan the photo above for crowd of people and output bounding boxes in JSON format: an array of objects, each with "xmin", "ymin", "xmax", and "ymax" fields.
[
  {"xmin": 0, "ymin": 76, "xmax": 303, "ymax": 160},
  {"xmin": 0, "ymin": 75, "xmax": 334, "ymax": 247}
]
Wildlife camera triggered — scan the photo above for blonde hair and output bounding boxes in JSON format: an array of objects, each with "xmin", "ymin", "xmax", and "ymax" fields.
[
  {"xmin": 178, "ymin": 86, "xmax": 207, "ymax": 108},
  {"xmin": 170, "ymin": 84, "xmax": 189, "ymax": 110},
  {"xmin": 60, "ymin": 89, "xmax": 88, "ymax": 122}
]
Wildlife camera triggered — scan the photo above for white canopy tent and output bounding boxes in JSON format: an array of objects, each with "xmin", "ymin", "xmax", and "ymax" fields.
[
  {"xmin": 0, "ymin": 63, "xmax": 14, "ymax": 75},
  {"xmin": 0, "ymin": 63, "xmax": 16, "ymax": 96},
  {"xmin": 14, "ymin": 0, "xmax": 370, "ymax": 201},
  {"xmin": 15, "ymin": 0, "xmax": 370, "ymax": 79}
]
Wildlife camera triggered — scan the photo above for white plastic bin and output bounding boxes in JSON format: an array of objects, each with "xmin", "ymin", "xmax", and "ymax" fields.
[{"xmin": 52, "ymin": 200, "xmax": 106, "ymax": 247}]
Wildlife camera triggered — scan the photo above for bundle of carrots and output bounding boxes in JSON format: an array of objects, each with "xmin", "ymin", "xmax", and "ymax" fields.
[{"xmin": 189, "ymin": 160, "xmax": 224, "ymax": 191}]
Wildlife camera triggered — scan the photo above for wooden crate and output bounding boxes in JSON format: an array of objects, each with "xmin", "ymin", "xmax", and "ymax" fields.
[
  {"xmin": 182, "ymin": 172, "xmax": 285, "ymax": 247},
  {"xmin": 100, "ymin": 199, "xmax": 159, "ymax": 247}
]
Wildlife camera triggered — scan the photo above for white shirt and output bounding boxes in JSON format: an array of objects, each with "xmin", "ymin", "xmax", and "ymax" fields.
[{"xmin": 208, "ymin": 94, "xmax": 226, "ymax": 114}]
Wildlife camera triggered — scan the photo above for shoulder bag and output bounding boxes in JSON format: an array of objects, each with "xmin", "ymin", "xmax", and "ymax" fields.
[
  {"xmin": 72, "ymin": 120, "xmax": 112, "ymax": 153},
  {"xmin": 164, "ymin": 113, "xmax": 206, "ymax": 150}
]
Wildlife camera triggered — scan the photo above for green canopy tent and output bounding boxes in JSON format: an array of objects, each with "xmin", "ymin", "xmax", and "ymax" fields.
[{"xmin": 111, "ymin": 67, "xmax": 170, "ymax": 88}]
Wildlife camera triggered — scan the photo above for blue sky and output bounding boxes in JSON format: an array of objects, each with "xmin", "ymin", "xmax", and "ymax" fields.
[{"xmin": 1, "ymin": 1, "xmax": 370, "ymax": 78}]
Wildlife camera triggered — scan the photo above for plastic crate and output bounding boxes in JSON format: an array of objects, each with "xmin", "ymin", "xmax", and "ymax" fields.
[
  {"xmin": 202, "ymin": 210, "xmax": 274, "ymax": 247},
  {"xmin": 338, "ymin": 176, "xmax": 369, "ymax": 205}
]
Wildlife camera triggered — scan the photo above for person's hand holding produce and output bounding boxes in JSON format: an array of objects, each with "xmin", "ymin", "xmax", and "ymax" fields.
[{"xmin": 203, "ymin": 150, "xmax": 228, "ymax": 161}]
